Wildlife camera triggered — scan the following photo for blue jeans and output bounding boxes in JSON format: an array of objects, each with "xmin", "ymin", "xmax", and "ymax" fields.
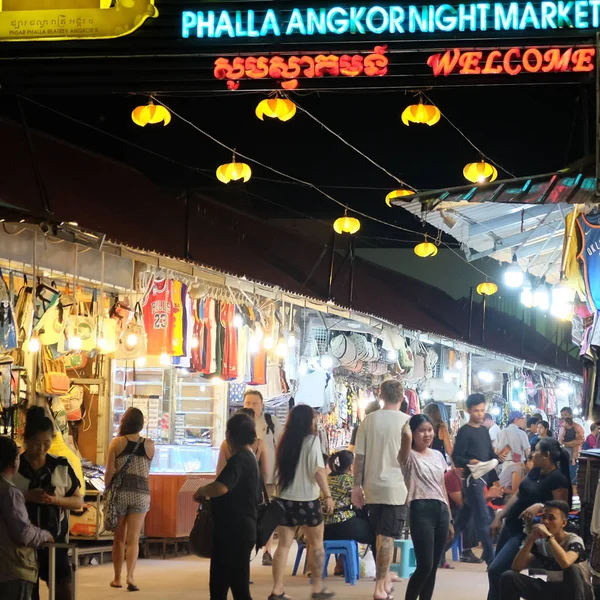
[
  {"xmin": 487, "ymin": 524, "xmax": 525, "ymax": 600},
  {"xmin": 453, "ymin": 478, "xmax": 494, "ymax": 564}
]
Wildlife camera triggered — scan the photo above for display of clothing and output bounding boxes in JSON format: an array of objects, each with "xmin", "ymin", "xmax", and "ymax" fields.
[{"xmin": 142, "ymin": 277, "xmax": 174, "ymax": 356}]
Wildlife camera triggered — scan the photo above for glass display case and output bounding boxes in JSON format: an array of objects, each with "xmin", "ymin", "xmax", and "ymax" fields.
[
  {"xmin": 150, "ymin": 444, "xmax": 219, "ymax": 474},
  {"xmin": 110, "ymin": 358, "xmax": 226, "ymax": 452}
]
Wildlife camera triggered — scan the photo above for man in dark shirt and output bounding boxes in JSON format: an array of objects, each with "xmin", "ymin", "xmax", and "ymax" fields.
[{"xmin": 452, "ymin": 393, "xmax": 501, "ymax": 566}]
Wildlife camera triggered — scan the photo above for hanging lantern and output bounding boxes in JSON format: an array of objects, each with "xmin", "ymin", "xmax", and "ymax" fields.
[
  {"xmin": 401, "ymin": 101, "xmax": 441, "ymax": 126},
  {"xmin": 131, "ymin": 101, "xmax": 171, "ymax": 127},
  {"xmin": 385, "ymin": 189, "xmax": 415, "ymax": 207},
  {"xmin": 414, "ymin": 239, "xmax": 438, "ymax": 258},
  {"xmin": 463, "ymin": 160, "xmax": 498, "ymax": 183},
  {"xmin": 256, "ymin": 98, "xmax": 296, "ymax": 122},
  {"xmin": 333, "ymin": 214, "xmax": 361, "ymax": 235},
  {"xmin": 216, "ymin": 159, "xmax": 252, "ymax": 184},
  {"xmin": 477, "ymin": 282, "xmax": 498, "ymax": 296}
]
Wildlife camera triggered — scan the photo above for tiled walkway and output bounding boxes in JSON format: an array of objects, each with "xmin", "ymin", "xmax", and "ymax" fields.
[{"xmin": 40, "ymin": 550, "xmax": 489, "ymax": 600}]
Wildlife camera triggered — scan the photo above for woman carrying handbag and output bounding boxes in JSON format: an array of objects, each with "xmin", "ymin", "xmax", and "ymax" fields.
[
  {"xmin": 104, "ymin": 408, "xmax": 155, "ymax": 592},
  {"xmin": 194, "ymin": 412, "xmax": 260, "ymax": 600}
]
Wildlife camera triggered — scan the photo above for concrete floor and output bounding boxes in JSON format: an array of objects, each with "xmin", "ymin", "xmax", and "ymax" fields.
[{"xmin": 40, "ymin": 549, "xmax": 489, "ymax": 600}]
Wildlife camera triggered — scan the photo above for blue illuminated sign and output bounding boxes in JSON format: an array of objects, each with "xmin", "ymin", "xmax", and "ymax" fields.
[{"xmin": 181, "ymin": 1, "xmax": 600, "ymax": 38}]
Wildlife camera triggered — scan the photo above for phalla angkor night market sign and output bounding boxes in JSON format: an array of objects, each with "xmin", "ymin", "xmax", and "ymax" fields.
[{"xmin": 182, "ymin": 1, "xmax": 600, "ymax": 39}]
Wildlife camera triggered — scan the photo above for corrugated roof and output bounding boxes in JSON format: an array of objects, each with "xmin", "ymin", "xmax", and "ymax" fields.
[{"xmin": 390, "ymin": 158, "xmax": 595, "ymax": 283}]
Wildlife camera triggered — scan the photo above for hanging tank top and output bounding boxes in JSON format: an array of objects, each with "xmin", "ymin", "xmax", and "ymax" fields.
[{"xmin": 577, "ymin": 212, "xmax": 600, "ymax": 311}]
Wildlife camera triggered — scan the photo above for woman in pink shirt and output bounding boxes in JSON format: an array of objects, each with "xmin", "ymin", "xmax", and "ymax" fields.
[{"xmin": 398, "ymin": 415, "xmax": 454, "ymax": 600}]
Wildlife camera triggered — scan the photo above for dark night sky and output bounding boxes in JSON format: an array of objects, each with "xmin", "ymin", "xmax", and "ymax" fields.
[{"xmin": 0, "ymin": 81, "xmax": 590, "ymax": 247}]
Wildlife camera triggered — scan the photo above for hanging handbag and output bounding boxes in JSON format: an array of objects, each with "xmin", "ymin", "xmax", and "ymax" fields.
[
  {"xmin": 190, "ymin": 499, "xmax": 214, "ymax": 558},
  {"xmin": 115, "ymin": 303, "xmax": 147, "ymax": 360},
  {"xmin": 61, "ymin": 385, "xmax": 84, "ymax": 421},
  {"xmin": 0, "ymin": 268, "xmax": 17, "ymax": 352},
  {"xmin": 37, "ymin": 347, "xmax": 70, "ymax": 397},
  {"xmin": 256, "ymin": 468, "xmax": 285, "ymax": 551},
  {"xmin": 102, "ymin": 437, "xmax": 144, "ymax": 533}
]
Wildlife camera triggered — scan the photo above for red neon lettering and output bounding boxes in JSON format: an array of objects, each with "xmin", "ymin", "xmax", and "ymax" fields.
[
  {"xmin": 572, "ymin": 48, "xmax": 595, "ymax": 72},
  {"xmin": 503, "ymin": 48, "xmax": 522, "ymax": 75},
  {"xmin": 481, "ymin": 50, "xmax": 503, "ymax": 74},
  {"xmin": 459, "ymin": 51, "xmax": 483, "ymax": 75},
  {"xmin": 542, "ymin": 48, "xmax": 572, "ymax": 72},
  {"xmin": 522, "ymin": 48, "xmax": 543, "ymax": 72},
  {"xmin": 427, "ymin": 46, "xmax": 595, "ymax": 77},
  {"xmin": 426, "ymin": 49, "xmax": 461, "ymax": 77},
  {"xmin": 214, "ymin": 47, "xmax": 387, "ymax": 89}
]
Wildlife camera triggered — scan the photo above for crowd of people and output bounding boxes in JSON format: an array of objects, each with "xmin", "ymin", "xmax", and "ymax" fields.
[{"xmin": 1, "ymin": 384, "xmax": 596, "ymax": 600}]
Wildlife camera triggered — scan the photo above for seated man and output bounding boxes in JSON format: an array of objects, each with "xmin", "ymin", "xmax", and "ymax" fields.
[{"xmin": 500, "ymin": 500, "xmax": 592, "ymax": 600}]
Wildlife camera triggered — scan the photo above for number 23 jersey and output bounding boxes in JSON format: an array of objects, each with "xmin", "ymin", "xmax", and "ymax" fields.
[{"xmin": 142, "ymin": 278, "xmax": 174, "ymax": 355}]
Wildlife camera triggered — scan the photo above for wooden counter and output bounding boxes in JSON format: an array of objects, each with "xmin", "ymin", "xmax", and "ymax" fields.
[{"xmin": 145, "ymin": 473, "xmax": 215, "ymax": 538}]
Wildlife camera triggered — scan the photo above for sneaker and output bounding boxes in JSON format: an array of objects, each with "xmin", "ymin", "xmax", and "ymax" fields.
[
  {"xmin": 460, "ymin": 550, "xmax": 484, "ymax": 564},
  {"xmin": 467, "ymin": 459, "xmax": 499, "ymax": 480},
  {"xmin": 262, "ymin": 551, "xmax": 273, "ymax": 566}
]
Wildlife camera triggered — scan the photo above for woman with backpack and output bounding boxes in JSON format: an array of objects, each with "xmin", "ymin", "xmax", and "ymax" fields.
[
  {"xmin": 243, "ymin": 389, "xmax": 280, "ymax": 565},
  {"xmin": 13, "ymin": 407, "xmax": 83, "ymax": 600}
]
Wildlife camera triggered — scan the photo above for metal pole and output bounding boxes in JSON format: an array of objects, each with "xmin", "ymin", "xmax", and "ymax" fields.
[
  {"xmin": 327, "ymin": 231, "xmax": 336, "ymax": 300},
  {"xmin": 468, "ymin": 287, "xmax": 474, "ymax": 343},
  {"xmin": 349, "ymin": 237, "xmax": 356, "ymax": 309},
  {"xmin": 520, "ymin": 309, "xmax": 525, "ymax": 358},
  {"xmin": 481, "ymin": 294, "xmax": 487, "ymax": 346}
]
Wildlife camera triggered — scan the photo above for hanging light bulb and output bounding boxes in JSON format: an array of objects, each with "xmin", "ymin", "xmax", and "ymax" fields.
[
  {"xmin": 254, "ymin": 324, "xmax": 264, "ymax": 340},
  {"xmin": 521, "ymin": 278, "xmax": 534, "ymax": 308},
  {"xmin": 513, "ymin": 380, "xmax": 521, "ymax": 389},
  {"xmin": 443, "ymin": 370, "xmax": 453, "ymax": 382},
  {"xmin": 287, "ymin": 334, "xmax": 296, "ymax": 348},
  {"xmin": 455, "ymin": 360, "xmax": 463, "ymax": 370},
  {"xmin": 456, "ymin": 388, "xmax": 466, "ymax": 401},
  {"xmin": 28, "ymin": 336, "xmax": 40, "ymax": 353},
  {"xmin": 533, "ymin": 283, "xmax": 550, "ymax": 311},
  {"xmin": 263, "ymin": 336, "xmax": 274, "ymax": 350},
  {"xmin": 69, "ymin": 335, "xmax": 82, "ymax": 351},
  {"xmin": 511, "ymin": 400, "xmax": 521, "ymax": 409},
  {"xmin": 191, "ymin": 337, "xmax": 200, "ymax": 349},
  {"xmin": 551, "ymin": 280, "xmax": 575, "ymax": 320},
  {"xmin": 518, "ymin": 391, "xmax": 526, "ymax": 401},
  {"xmin": 504, "ymin": 254, "xmax": 524, "ymax": 288},
  {"xmin": 126, "ymin": 333, "xmax": 139, "ymax": 349},
  {"xmin": 248, "ymin": 335, "xmax": 260, "ymax": 354},
  {"xmin": 298, "ymin": 361, "xmax": 308, "ymax": 376},
  {"xmin": 233, "ymin": 313, "xmax": 244, "ymax": 328},
  {"xmin": 421, "ymin": 390, "xmax": 430, "ymax": 400},
  {"xmin": 135, "ymin": 356, "xmax": 146, "ymax": 367},
  {"xmin": 97, "ymin": 337, "xmax": 108, "ymax": 351},
  {"xmin": 276, "ymin": 338, "xmax": 288, "ymax": 358},
  {"xmin": 387, "ymin": 349, "xmax": 398, "ymax": 361},
  {"xmin": 491, "ymin": 406, "xmax": 501, "ymax": 416},
  {"xmin": 160, "ymin": 352, "xmax": 171, "ymax": 366}
]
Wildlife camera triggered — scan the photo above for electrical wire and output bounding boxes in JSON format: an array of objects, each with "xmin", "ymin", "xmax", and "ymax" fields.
[
  {"xmin": 292, "ymin": 98, "xmax": 416, "ymax": 191},
  {"xmin": 19, "ymin": 95, "xmax": 497, "ymax": 282},
  {"xmin": 421, "ymin": 91, "xmax": 517, "ymax": 178}
]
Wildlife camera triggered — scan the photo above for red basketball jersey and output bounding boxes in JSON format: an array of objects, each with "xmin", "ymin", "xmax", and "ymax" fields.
[{"xmin": 142, "ymin": 278, "xmax": 174, "ymax": 356}]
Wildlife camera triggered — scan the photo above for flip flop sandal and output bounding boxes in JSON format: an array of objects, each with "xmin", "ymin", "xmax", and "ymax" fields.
[
  {"xmin": 109, "ymin": 583, "xmax": 122, "ymax": 589},
  {"xmin": 127, "ymin": 584, "xmax": 140, "ymax": 592},
  {"xmin": 268, "ymin": 593, "xmax": 291, "ymax": 600},
  {"xmin": 312, "ymin": 590, "xmax": 335, "ymax": 600}
]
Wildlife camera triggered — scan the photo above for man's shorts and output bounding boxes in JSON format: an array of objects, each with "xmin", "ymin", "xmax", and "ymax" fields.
[{"xmin": 367, "ymin": 504, "xmax": 407, "ymax": 538}]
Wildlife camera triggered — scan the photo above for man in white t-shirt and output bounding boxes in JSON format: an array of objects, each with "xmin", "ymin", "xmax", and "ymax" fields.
[
  {"xmin": 243, "ymin": 389, "xmax": 281, "ymax": 566},
  {"xmin": 484, "ymin": 413, "xmax": 501, "ymax": 444},
  {"xmin": 352, "ymin": 379, "xmax": 410, "ymax": 600}
]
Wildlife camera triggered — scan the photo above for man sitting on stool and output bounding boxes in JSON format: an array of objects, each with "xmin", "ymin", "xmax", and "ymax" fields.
[{"xmin": 500, "ymin": 500, "xmax": 592, "ymax": 600}]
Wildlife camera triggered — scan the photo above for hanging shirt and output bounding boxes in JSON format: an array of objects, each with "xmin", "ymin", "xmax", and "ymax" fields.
[
  {"xmin": 142, "ymin": 278, "xmax": 174, "ymax": 356},
  {"xmin": 577, "ymin": 211, "xmax": 600, "ymax": 312},
  {"xmin": 170, "ymin": 280, "xmax": 185, "ymax": 357}
]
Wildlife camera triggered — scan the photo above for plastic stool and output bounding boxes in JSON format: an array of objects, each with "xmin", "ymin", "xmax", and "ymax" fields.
[
  {"xmin": 451, "ymin": 536, "xmax": 463, "ymax": 561},
  {"xmin": 323, "ymin": 540, "xmax": 359, "ymax": 585},
  {"xmin": 390, "ymin": 539, "xmax": 416, "ymax": 578},
  {"xmin": 292, "ymin": 541, "xmax": 308, "ymax": 576}
]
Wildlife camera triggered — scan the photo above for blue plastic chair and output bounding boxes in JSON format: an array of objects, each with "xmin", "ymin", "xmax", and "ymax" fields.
[
  {"xmin": 323, "ymin": 540, "xmax": 359, "ymax": 585},
  {"xmin": 451, "ymin": 535, "xmax": 463, "ymax": 561},
  {"xmin": 292, "ymin": 541, "xmax": 308, "ymax": 576},
  {"xmin": 390, "ymin": 539, "xmax": 416, "ymax": 578}
]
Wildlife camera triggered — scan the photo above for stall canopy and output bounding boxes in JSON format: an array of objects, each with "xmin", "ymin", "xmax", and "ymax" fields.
[{"xmin": 390, "ymin": 157, "xmax": 596, "ymax": 284}]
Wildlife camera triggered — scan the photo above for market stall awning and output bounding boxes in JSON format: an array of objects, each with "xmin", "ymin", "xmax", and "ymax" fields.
[{"xmin": 390, "ymin": 157, "xmax": 597, "ymax": 283}]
